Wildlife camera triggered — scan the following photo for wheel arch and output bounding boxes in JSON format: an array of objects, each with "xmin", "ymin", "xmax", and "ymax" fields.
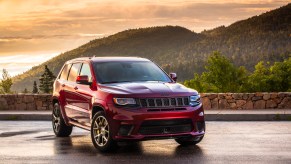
[
  {"xmin": 52, "ymin": 98, "xmax": 59, "ymax": 106},
  {"xmin": 52, "ymin": 97, "xmax": 70, "ymax": 125},
  {"xmin": 91, "ymin": 105, "xmax": 106, "ymax": 120}
]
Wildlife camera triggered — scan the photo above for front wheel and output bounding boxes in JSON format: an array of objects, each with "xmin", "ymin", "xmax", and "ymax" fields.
[
  {"xmin": 175, "ymin": 135, "xmax": 204, "ymax": 146},
  {"xmin": 91, "ymin": 111, "xmax": 117, "ymax": 152},
  {"xmin": 52, "ymin": 103, "xmax": 73, "ymax": 137}
]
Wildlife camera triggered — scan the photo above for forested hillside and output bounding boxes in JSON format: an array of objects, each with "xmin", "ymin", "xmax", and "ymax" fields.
[{"xmin": 12, "ymin": 4, "xmax": 291, "ymax": 92}]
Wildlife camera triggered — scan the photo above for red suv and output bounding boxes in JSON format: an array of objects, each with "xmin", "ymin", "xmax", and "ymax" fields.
[{"xmin": 52, "ymin": 57, "xmax": 205, "ymax": 152}]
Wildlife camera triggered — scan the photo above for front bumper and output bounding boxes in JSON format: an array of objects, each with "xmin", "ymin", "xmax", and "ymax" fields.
[{"xmin": 106, "ymin": 104, "xmax": 205, "ymax": 141}]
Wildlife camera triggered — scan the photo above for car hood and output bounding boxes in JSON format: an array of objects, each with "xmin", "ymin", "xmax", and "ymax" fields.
[{"xmin": 99, "ymin": 82, "xmax": 198, "ymax": 95}]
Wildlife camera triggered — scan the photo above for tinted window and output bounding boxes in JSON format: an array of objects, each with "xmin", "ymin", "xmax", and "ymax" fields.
[
  {"xmin": 68, "ymin": 63, "xmax": 81, "ymax": 82},
  {"xmin": 80, "ymin": 63, "xmax": 92, "ymax": 82},
  {"xmin": 59, "ymin": 64, "xmax": 71, "ymax": 80},
  {"xmin": 93, "ymin": 61, "xmax": 171, "ymax": 84}
]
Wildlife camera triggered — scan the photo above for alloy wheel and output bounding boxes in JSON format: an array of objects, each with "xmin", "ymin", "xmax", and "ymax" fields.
[
  {"xmin": 93, "ymin": 116, "xmax": 109, "ymax": 147},
  {"xmin": 52, "ymin": 105, "xmax": 61, "ymax": 133}
]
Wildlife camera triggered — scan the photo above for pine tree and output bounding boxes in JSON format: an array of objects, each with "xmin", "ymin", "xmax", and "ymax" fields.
[
  {"xmin": 39, "ymin": 65, "xmax": 56, "ymax": 93},
  {"xmin": 32, "ymin": 81, "xmax": 38, "ymax": 93},
  {"xmin": 23, "ymin": 88, "xmax": 28, "ymax": 93},
  {"xmin": 0, "ymin": 69, "xmax": 13, "ymax": 93}
]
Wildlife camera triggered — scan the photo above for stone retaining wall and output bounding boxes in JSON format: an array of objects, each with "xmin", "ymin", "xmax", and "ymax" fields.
[
  {"xmin": 0, "ymin": 94, "xmax": 52, "ymax": 111},
  {"xmin": 201, "ymin": 92, "xmax": 291, "ymax": 110},
  {"xmin": 0, "ymin": 93, "xmax": 290, "ymax": 111}
]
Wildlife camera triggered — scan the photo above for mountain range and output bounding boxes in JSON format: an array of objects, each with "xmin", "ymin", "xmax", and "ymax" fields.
[{"xmin": 11, "ymin": 3, "xmax": 291, "ymax": 92}]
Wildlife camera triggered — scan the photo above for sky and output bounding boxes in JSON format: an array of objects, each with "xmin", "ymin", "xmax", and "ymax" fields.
[{"xmin": 0, "ymin": 0, "xmax": 289, "ymax": 77}]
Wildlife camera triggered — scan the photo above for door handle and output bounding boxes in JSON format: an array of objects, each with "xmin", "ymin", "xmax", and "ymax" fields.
[
  {"xmin": 62, "ymin": 84, "xmax": 66, "ymax": 87},
  {"xmin": 74, "ymin": 86, "xmax": 78, "ymax": 90}
]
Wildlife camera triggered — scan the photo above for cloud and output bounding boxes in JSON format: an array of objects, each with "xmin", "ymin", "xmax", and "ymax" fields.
[
  {"xmin": 0, "ymin": 37, "xmax": 90, "ymax": 53},
  {"xmin": 0, "ymin": 52, "xmax": 59, "ymax": 77},
  {"xmin": 0, "ymin": 53, "xmax": 58, "ymax": 64},
  {"xmin": 1, "ymin": 1, "xmax": 288, "ymax": 37},
  {"xmin": 0, "ymin": 35, "xmax": 73, "ymax": 41}
]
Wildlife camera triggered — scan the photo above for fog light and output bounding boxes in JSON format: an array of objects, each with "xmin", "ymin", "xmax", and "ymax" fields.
[
  {"xmin": 193, "ymin": 136, "xmax": 201, "ymax": 141},
  {"xmin": 198, "ymin": 111, "xmax": 204, "ymax": 116},
  {"xmin": 196, "ymin": 121, "xmax": 205, "ymax": 132},
  {"xmin": 118, "ymin": 125, "xmax": 133, "ymax": 136}
]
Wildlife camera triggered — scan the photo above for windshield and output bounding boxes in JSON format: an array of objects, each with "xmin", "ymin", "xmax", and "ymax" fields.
[{"xmin": 93, "ymin": 61, "xmax": 172, "ymax": 84}]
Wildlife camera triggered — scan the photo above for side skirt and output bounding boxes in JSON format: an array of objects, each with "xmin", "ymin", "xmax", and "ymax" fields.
[{"xmin": 68, "ymin": 120, "xmax": 91, "ymax": 131}]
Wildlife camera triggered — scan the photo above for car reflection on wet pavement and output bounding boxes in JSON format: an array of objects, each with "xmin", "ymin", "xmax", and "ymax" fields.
[{"xmin": 0, "ymin": 121, "xmax": 291, "ymax": 163}]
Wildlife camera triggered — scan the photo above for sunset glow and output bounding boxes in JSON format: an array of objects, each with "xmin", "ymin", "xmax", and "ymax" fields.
[{"xmin": 0, "ymin": 0, "xmax": 289, "ymax": 76}]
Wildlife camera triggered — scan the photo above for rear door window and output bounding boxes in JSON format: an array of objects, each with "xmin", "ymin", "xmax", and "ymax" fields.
[
  {"xmin": 68, "ymin": 63, "xmax": 81, "ymax": 82},
  {"xmin": 59, "ymin": 64, "xmax": 71, "ymax": 80}
]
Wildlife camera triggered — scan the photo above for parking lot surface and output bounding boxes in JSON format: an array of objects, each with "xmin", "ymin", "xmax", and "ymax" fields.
[{"xmin": 0, "ymin": 121, "xmax": 290, "ymax": 163}]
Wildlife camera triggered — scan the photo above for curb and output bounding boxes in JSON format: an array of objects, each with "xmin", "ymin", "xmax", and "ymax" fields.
[
  {"xmin": 0, "ymin": 113, "xmax": 51, "ymax": 121},
  {"xmin": 205, "ymin": 114, "xmax": 291, "ymax": 121}
]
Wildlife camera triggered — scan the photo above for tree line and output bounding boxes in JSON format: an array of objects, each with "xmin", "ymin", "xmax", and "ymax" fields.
[{"xmin": 184, "ymin": 52, "xmax": 291, "ymax": 92}]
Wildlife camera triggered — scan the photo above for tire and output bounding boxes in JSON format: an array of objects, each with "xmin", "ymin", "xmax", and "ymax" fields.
[
  {"xmin": 175, "ymin": 135, "xmax": 204, "ymax": 146},
  {"xmin": 52, "ymin": 103, "xmax": 73, "ymax": 137},
  {"xmin": 91, "ymin": 111, "xmax": 117, "ymax": 152}
]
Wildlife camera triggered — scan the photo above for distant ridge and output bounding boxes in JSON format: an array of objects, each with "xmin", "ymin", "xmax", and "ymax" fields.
[{"xmin": 12, "ymin": 4, "xmax": 291, "ymax": 92}]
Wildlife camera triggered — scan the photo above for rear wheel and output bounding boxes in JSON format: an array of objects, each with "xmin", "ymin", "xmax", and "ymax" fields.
[
  {"xmin": 175, "ymin": 135, "xmax": 204, "ymax": 146},
  {"xmin": 52, "ymin": 103, "xmax": 72, "ymax": 137},
  {"xmin": 91, "ymin": 111, "xmax": 117, "ymax": 152}
]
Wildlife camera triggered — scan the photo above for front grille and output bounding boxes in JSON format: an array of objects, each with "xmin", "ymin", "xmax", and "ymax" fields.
[
  {"xmin": 139, "ymin": 119, "xmax": 193, "ymax": 135},
  {"xmin": 139, "ymin": 97, "xmax": 189, "ymax": 108}
]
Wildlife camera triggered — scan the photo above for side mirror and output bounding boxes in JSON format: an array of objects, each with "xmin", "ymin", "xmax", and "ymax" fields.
[
  {"xmin": 169, "ymin": 73, "xmax": 177, "ymax": 82},
  {"xmin": 76, "ymin": 75, "xmax": 91, "ymax": 85}
]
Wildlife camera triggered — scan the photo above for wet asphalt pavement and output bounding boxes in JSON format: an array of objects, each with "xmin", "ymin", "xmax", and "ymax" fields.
[{"xmin": 0, "ymin": 121, "xmax": 290, "ymax": 164}]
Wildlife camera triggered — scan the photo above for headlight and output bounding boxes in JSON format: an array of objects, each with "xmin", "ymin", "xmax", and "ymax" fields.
[
  {"xmin": 113, "ymin": 98, "xmax": 136, "ymax": 106},
  {"xmin": 189, "ymin": 95, "xmax": 201, "ymax": 107},
  {"xmin": 190, "ymin": 95, "xmax": 200, "ymax": 102}
]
